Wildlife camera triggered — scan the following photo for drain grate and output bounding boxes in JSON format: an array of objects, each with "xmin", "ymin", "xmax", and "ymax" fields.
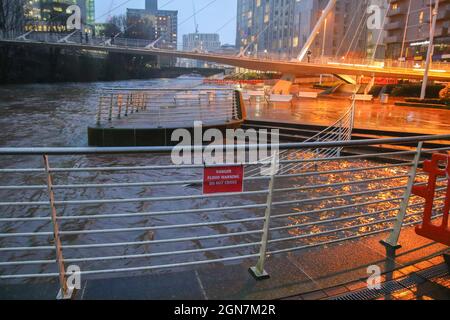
[
  {"xmin": 418, "ymin": 263, "xmax": 448, "ymax": 280},
  {"xmin": 331, "ymin": 263, "xmax": 449, "ymax": 300}
]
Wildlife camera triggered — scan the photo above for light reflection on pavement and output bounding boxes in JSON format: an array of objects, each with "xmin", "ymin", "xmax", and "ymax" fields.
[{"xmin": 246, "ymin": 97, "xmax": 450, "ymax": 135}]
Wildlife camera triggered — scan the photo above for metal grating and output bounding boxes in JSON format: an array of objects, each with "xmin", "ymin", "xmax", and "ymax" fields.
[{"xmin": 331, "ymin": 262, "xmax": 450, "ymax": 300}]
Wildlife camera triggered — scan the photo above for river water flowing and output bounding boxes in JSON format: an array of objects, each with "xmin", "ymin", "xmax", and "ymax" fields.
[{"xmin": 0, "ymin": 78, "xmax": 438, "ymax": 284}]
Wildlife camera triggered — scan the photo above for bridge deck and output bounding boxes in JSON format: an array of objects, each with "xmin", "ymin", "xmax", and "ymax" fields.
[{"xmin": 2, "ymin": 39, "xmax": 450, "ymax": 81}]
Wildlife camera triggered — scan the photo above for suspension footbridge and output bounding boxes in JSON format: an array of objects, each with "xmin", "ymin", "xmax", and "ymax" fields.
[{"xmin": 1, "ymin": 35, "xmax": 450, "ymax": 82}]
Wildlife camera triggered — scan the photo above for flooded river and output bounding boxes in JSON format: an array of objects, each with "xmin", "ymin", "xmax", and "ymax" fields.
[
  {"xmin": 0, "ymin": 78, "xmax": 204, "ymax": 147},
  {"xmin": 0, "ymin": 79, "xmax": 440, "ymax": 284}
]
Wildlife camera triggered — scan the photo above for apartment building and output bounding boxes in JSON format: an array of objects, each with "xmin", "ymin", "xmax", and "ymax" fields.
[
  {"xmin": 385, "ymin": 0, "xmax": 450, "ymax": 61},
  {"xmin": 236, "ymin": 0, "xmax": 371, "ymax": 60}
]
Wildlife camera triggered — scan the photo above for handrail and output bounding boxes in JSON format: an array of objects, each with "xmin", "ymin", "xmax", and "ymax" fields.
[
  {"xmin": 0, "ymin": 134, "xmax": 448, "ymax": 155},
  {"xmin": 0, "ymin": 134, "xmax": 449, "ymax": 299},
  {"xmin": 102, "ymin": 87, "xmax": 234, "ymax": 91},
  {"xmin": 94, "ymin": 87, "xmax": 239, "ymax": 127}
]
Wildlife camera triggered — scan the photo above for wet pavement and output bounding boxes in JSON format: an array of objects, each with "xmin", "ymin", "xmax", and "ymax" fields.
[
  {"xmin": 77, "ymin": 225, "xmax": 449, "ymax": 300},
  {"xmin": 245, "ymin": 96, "xmax": 450, "ymax": 135},
  {"xmin": 2, "ymin": 222, "xmax": 447, "ymax": 300}
]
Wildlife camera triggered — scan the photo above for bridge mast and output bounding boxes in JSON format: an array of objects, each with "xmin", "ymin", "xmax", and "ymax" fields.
[{"xmin": 297, "ymin": 0, "xmax": 337, "ymax": 61}]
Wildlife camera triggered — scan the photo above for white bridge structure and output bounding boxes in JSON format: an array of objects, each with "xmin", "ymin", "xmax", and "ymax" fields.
[{"xmin": 1, "ymin": 32, "xmax": 449, "ymax": 83}]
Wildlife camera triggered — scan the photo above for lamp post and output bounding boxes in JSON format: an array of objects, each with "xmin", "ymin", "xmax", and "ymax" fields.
[
  {"xmin": 320, "ymin": 16, "xmax": 328, "ymax": 84},
  {"xmin": 298, "ymin": 0, "xmax": 337, "ymax": 61},
  {"xmin": 420, "ymin": 0, "xmax": 440, "ymax": 100}
]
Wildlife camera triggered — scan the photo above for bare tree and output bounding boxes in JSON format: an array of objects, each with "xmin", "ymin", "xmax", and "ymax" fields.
[{"xmin": 0, "ymin": 0, "xmax": 25, "ymax": 37}]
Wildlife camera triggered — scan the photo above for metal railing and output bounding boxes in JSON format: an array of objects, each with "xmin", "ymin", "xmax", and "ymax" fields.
[
  {"xmin": 95, "ymin": 88, "xmax": 241, "ymax": 127},
  {"xmin": 0, "ymin": 135, "xmax": 449, "ymax": 298},
  {"xmin": 246, "ymin": 95, "xmax": 356, "ymax": 178}
]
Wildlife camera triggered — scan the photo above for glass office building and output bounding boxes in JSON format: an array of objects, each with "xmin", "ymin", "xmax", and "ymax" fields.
[{"xmin": 236, "ymin": 0, "xmax": 371, "ymax": 59}]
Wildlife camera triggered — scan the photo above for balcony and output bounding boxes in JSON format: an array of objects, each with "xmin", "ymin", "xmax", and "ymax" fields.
[
  {"xmin": 425, "ymin": 6, "xmax": 450, "ymax": 23},
  {"xmin": 437, "ymin": 7, "xmax": 450, "ymax": 20},
  {"xmin": 387, "ymin": 6, "xmax": 406, "ymax": 17},
  {"xmin": 385, "ymin": 21, "xmax": 403, "ymax": 31},
  {"xmin": 435, "ymin": 27, "xmax": 449, "ymax": 37},
  {"xmin": 385, "ymin": 35, "xmax": 403, "ymax": 43}
]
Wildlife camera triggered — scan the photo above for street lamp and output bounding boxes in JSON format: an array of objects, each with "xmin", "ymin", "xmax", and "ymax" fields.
[
  {"xmin": 420, "ymin": 0, "xmax": 440, "ymax": 100},
  {"xmin": 320, "ymin": 16, "xmax": 328, "ymax": 84}
]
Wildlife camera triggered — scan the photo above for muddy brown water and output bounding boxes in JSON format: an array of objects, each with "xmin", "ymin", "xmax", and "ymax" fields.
[{"xmin": 0, "ymin": 79, "xmax": 433, "ymax": 284}]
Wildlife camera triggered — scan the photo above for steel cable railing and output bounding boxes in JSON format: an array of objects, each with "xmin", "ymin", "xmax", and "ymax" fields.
[
  {"xmin": 0, "ymin": 135, "xmax": 449, "ymax": 298},
  {"xmin": 245, "ymin": 96, "xmax": 355, "ymax": 178},
  {"xmin": 95, "ymin": 88, "xmax": 240, "ymax": 127}
]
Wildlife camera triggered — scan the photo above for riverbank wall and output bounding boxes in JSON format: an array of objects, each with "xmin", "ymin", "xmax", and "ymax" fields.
[{"xmin": 0, "ymin": 44, "xmax": 224, "ymax": 85}]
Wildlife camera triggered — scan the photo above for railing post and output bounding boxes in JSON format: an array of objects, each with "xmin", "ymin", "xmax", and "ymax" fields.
[
  {"xmin": 43, "ymin": 155, "xmax": 71, "ymax": 299},
  {"xmin": 249, "ymin": 154, "xmax": 277, "ymax": 280},
  {"xmin": 117, "ymin": 94, "xmax": 122, "ymax": 119},
  {"xmin": 199, "ymin": 96, "xmax": 203, "ymax": 122},
  {"xmin": 96, "ymin": 97, "xmax": 103, "ymax": 125},
  {"xmin": 130, "ymin": 94, "xmax": 135, "ymax": 114},
  {"xmin": 337, "ymin": 120, "xmax": 343, "ymax": 157},
  {"xmin": 381, "ymin": 141, "xmax": 423, "ymax": 250},
  {"xmin": 108, "ymin": 94, "xmax": 114, "ymax": 122},
  {"xmin": 143, "ymin": 93, "xmax": 148, "ymax": 111},
  {"xmin": 125, "ymin": 94, "xmax": 130, "ymax": 116}
]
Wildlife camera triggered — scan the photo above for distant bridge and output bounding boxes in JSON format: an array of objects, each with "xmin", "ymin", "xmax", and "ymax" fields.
[{"xmin": 1, "ymin": 36, "xmax": 450, "ymax": 82}]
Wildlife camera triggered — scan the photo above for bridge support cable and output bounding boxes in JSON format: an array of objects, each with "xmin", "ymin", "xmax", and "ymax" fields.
[
  {"xmin": 334, "ymin": 0, "xmax": 366, "ymax": 59},
  {"xmin": 297, "ymin": 0, "xmax": 337, "ymax": 61},
  {"xmin": 421, "ymin": 0, "xmax": 440, "ymax": 100},
  {"xmin": 16, "ymin": 30, "xmax": 33, "ymax": 41},
  {"xmin": 238, "ymin": 23, "xmax": 271, "ymax": 58},
  {"xmin": 370, "ymin": 1, "xmax": 391, "ymax": 62},
  {"xmin": 57, "ymin": 30, "xmax": 79, "ymax": 44},
  {"xmin": 399, "ymin": 0, "xmax": 413, "ymax": 61},
  {"xmin": 245, "ymin": 95, "xmax": 357, "ymax": 178},
  {"xmin": 345, "ymin": 0, "xmax": 371, "ymax": 59}
]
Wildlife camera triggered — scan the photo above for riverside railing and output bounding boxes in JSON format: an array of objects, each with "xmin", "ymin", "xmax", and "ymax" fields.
[
  {"xmin": 0, "ymin": 136, "xmax": 449, "ymax": 299},
  {"xmin": 246, "ymin": 95, "xmax": 356, "ymax": 178},
  {"xmin": 95, "ymin": 88, "xmax": 241, "ymax": 127}
]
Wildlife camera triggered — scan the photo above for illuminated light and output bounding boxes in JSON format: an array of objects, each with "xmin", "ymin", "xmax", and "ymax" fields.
[
  {"xmin": 413, "ymin": 68, "xmax": 448, "ymax": 73},
  {"xmin": 410, "ymin": 41, "xmax": 430, "ymax": 47},
  {"xmin": 326, "ymin": 62, "xmax": 384, "ymax": 69}
]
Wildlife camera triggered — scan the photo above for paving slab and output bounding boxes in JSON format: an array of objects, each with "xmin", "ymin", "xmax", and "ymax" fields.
[
  {"xmin": 1, "ymin": 226, "xmax": 447, "ymax": 300},
  {"xmin": 0, "ymin": 281, "xmax": 60, "ymax": 300},
  {"xmin": 80, "ymin": 270, "xmax": 205, "ymax": 300},
  {"xmin": 196, "ymin": 256, "xmax": 319, "ymax": 300}
]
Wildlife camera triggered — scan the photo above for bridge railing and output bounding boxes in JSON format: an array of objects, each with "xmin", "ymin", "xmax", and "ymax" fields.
[
  {"xmin": 242, "ymin": 51, "xmax": 450, "ymax": 72},
  {"xmin": 4, "ymin": 31, "xmax": 450, "ymax": 73},
  {"xmin": 0, "ymin": 135, "xmax": 449, "ymax": 298},
  {"xmin": 95, "ymin": 88, "xmax": 241, "ymax": 127}
]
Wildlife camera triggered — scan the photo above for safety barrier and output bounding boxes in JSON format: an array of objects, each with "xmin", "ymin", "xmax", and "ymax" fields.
[
  {"xmin": 0, "ymin": 135, "xmax": 449, "ymax": 298},
  {"xmin": 95, "ymin": 88, "xmax": 240, "ymax": 127},
  {"xmin": 413, "ymin": 153, "xmax": 450, "ymax": 246},
  {"xmin": 246, "ymin": 95, "xmax": 355, "ymax": 178},
  {"xmin": 202, "ymin": 79, "xmax": 267, "ymax": 86}
]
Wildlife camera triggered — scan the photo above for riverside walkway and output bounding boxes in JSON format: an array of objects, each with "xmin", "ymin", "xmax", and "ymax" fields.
[
  {"xmin": 1, "ymin": 223, "xmax": 448, "ymax": 300},
  {"xmin": 245, "ymin": 96, "xmax": 450, "ymax": 136}
]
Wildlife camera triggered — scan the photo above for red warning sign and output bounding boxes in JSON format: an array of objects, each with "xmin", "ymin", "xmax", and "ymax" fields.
[{"xmin": 203, "ymin": 165, "xmax": 244, "ymax": 194}]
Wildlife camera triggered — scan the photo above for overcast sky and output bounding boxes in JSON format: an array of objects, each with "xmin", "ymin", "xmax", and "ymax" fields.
[{"xmin": 95, "ymin": 0, "xmax": 237, "ymax": 45}]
